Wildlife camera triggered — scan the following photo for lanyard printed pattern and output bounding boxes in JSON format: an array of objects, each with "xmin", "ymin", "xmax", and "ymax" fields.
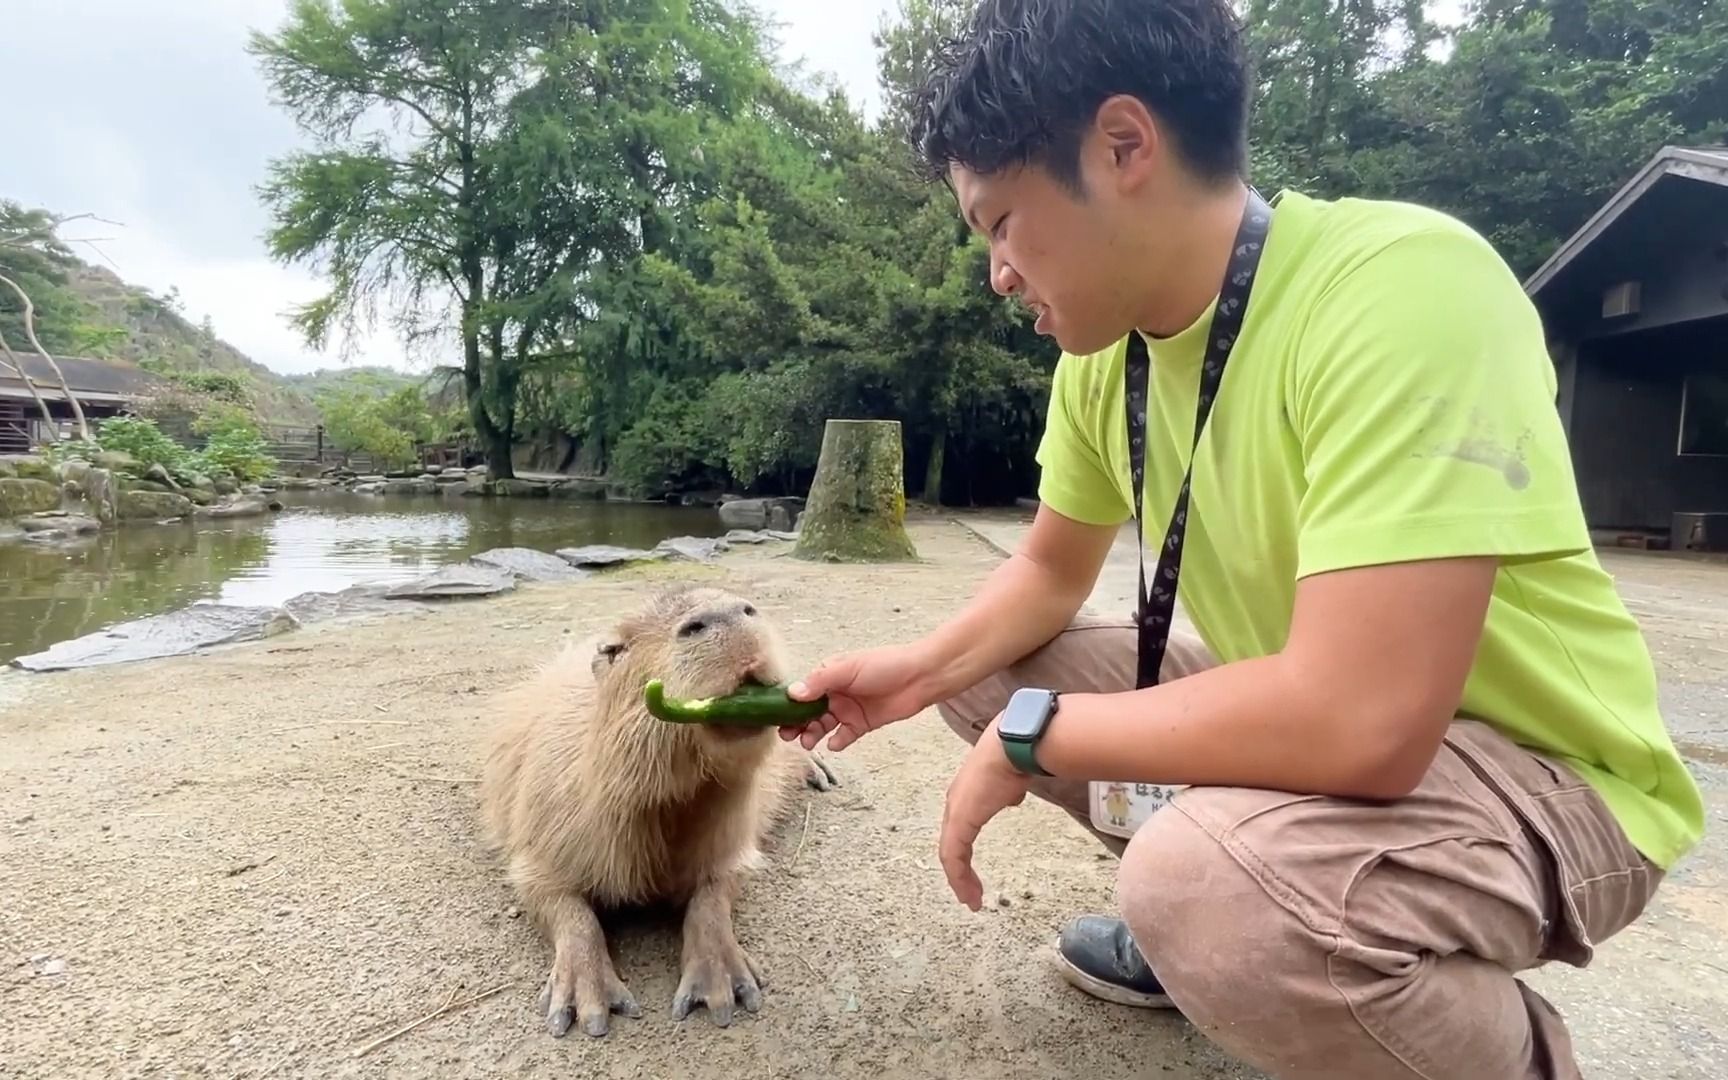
[{"xmin": 1125, "ymin": 190, "xmax": 1274, "ymax": 690}]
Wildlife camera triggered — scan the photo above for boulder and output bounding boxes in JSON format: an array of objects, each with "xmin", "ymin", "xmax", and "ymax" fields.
[
  {"xmin": 493, "ymin": 479, "xmax": 551, "ymax": 499},
  {"xmin": 0, "ymin": 478, "xmax": 61, "ymax": 518},
  {"xmin": 383, "ymin": 477, "xmax": 439, "ymax": 496},
  {"xmin": 92, "ymin": 450, "xmax": 141, "ymax": 475},
  {"xmin": 655, "ymin": 536, "xmax": 730, "ymax": 563},
  {"xmin": 83, "ymin": 468, "xmax": 118, "ymax": 527},
  {"xmin": 470, "ymin": 547, "xmax": 591, "ymax": 583},
  {"xmin": 356, "ymin": 475, "xmax": 388, "ymax": 485},
  {"xmin": 183, "ymin": 487, "xmax": 217, "ymax": 506},
  {"xmin": 424, "ymin": 464, "xmax": 444, "ymax": 476},
  {"xmin": 59, "ymin": 459, "xmax": 91, "ymax": 488},
  {"xmin": 118, "ymin": 490, "xmax": 194, "ymax": 521},
  {"xmin": 549, "ymin": 478, "xmax": 609, "ymax": 501},
  {"xmin": 20, "ymin": 513, "xmax": 100, "ymax": 537},
  {"xmin": 556, "ymin": 545, "xmax": 668, "ymax": 570},
  {"xmin": 11, "ymin": 603, "xmax": 300, "ymax": 672},
  {"xmin": 212, "ymin": 477, "xmax": 241, "ymax": 496},
  {"xmin": 0, "ymin": 455, "xmax": 58, "ymax": 483},
  {"xmin": 719, "ymin": 497, "xmax": 805, "ymax": 532},
  {"xmin": 353, "ymin": 482, "xmax": 385, "ymax": 495},
  {"xmin": 383, "ymin": 564, "xmax": 517, "ymax": 600},
  {"xmin": 144, "ymin": 463, "xmax": 182, "ymax": 492},
  {"xmin": 185, "ymin": 473, "xmax": 216, "ymax": 491},
  {"xmin": 205, "ymin": 496, "xmax": 271, "ymax": 519}
]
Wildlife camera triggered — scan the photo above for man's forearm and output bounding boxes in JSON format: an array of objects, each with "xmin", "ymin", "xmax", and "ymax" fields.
[
  {"xmin": 1034, "ymin": 652, "xmax": 1454, "ymax": 800},
  {"xmin": 915, "ymin": 550, "xmax": 1091, "ymax": 704}
]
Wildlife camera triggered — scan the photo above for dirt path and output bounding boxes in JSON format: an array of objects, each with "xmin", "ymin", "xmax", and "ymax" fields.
[{"xmin": 2, "ymin": 515, "xmax": 1724, "ymax": 1079}]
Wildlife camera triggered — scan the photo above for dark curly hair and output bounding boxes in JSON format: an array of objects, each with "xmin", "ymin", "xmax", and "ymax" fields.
[{"xmin": 909, "ymin": 0, "xmax": 1251, "ymax": 191}]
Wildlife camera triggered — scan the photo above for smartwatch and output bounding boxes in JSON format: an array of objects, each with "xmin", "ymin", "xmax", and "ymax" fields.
[{"xmin": 997, "ymin": 687, "xmax": 1059, "ymax": 777}]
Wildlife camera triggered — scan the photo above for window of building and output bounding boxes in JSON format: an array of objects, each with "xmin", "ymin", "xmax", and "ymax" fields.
[{"xmin": 1679, "ymin": 372, "xmax": 1728, "ymax": 456}]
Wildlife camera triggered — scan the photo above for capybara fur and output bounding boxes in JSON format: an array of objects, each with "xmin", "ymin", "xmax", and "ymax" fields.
[{"xmin": 479, "ymin": 584, "xmax": 835, "ymax": 1037}]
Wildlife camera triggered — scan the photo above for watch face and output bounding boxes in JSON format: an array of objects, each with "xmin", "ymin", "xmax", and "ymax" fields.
[{"xmin": 999, "ymin": 688, "xmax": 1055, "ymax": 740}]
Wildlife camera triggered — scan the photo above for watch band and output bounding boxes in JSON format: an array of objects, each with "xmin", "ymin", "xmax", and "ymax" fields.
[{"xmin": 999, "ymin": 730, "xmax": 1052, "ymax": 777}]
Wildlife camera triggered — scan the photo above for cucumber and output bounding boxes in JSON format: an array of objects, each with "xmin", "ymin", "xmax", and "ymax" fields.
[{"xmin": 642, "ymin": 678, "xmax": 829, "ymax": 726}]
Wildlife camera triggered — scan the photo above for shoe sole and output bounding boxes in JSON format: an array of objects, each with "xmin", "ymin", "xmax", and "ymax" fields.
[{"xmin": 1052, "ymin": 936, "xmax": 1177, "ymax": 1010}]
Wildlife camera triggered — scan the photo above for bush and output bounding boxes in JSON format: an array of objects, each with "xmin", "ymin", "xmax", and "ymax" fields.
[
  {"xmin": 88, "ymin": 416, "xmax": 193, "ymax": 475},
  {"xmin": 190, "ymin": 406, "xmax": 276, "ymax": 483}
]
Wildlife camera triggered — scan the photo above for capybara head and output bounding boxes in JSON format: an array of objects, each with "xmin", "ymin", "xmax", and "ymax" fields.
[{"xmin": 589, "ymin": 584, "xmax": 792, "ymax": 745}]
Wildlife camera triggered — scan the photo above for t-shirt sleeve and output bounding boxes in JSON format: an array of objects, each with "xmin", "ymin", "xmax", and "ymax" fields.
[
  {"xmin": 1035, "ymin": 351, "xmax": 1133, "ymax": 526},
  {"xmin": 1291, "ymin": 226, "xmax": 1591, "ymax": 579}
]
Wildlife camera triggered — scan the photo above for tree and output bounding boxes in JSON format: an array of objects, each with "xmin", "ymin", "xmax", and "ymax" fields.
[{"xmin": 0, "ymin": 204, "xmax": 100, "ymax": 441}]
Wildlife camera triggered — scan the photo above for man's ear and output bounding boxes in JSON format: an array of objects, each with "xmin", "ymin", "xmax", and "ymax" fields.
[{"xmin": 591, "ymin": 637, "xmax": 626, "ymax": 678}]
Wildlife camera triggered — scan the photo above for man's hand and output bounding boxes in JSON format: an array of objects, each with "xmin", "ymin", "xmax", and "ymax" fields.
[
  {"xmin": 937, "ymin": 717, "xmax": 1034, "ymax": 911},
  {"xmin": 780, "ymin": 643, "xmax": 936, "ymax": 751}
]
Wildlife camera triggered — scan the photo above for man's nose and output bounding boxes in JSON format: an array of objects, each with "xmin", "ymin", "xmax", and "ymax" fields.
[{"xmin": 991, "ymin": 250, "xmax": 1022, "ymax": 297}]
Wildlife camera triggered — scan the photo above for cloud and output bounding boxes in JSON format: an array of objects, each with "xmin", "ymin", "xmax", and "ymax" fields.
[{"xmin": 1, "ymin": 0, "xmax": 888, "ymax": 375}]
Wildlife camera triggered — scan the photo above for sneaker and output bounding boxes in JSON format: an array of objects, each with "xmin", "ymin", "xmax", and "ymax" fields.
[{"xmin": 1054, "ymin": 914, "xmax": 1176, "ymax": 1009}]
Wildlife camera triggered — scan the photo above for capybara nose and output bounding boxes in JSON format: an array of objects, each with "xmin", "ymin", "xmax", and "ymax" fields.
[{"xmin": 675, "ymin": 600, "xmax": 759, "ymax": 640}]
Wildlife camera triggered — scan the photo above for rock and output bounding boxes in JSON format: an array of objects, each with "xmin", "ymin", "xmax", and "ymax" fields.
[
  {"xmin": 282, "ymin": 582, "xmax": 402, "ymax": 625},
  {"xmin": 382, "ymin": 478, "xmax": 439, "ymax": 496},
  {"xmin": 20, "ymin": 513, "xmax": 100, "ymax": 536},
  {"xmin": 383, "ymin": 564, "xmax": 517, "ymax": 600},
  {"xmin": 11, "ymin": 603, "xmax": 300, "ymax": 672},
  {"xmin": 493, "ymin": 479, "xmax": 550, "ymax": 498},
  {"xmin": 276, "ymin": 477, "xmax": 321, "ymax": 490},
  {"xmin": 206, "ymin": 497, "xmax": 271, "ymax": 519},
  {"xmin": 719, "ymin": 497, "xmax": 805, "ymax": 532},
  {"xmin": 556, "ymin": 545, "xmax": 668, "ymax": 569},
  {"xmin": 92, "ymin": 450, "xmax": 140, "ymax": 475},
  {"xmin": 470, "ymin": 547, "xmax": 591, "ymax": 582},
  {"xmin": 127, "ymin": 479, "xmax": 175, "ymax": 494},
  {"xmin": 766, "ymin": 529, "xmax": 799, "ymax": 542},
  {"xmin": 83, "ymin": 468, "xmax": 118, "ymax": 527},
  {"xmin": 242, "ymin": 484, "xmax": 264, "ymax": 496},
  {"xmin": 117, "ymin": 490, "xmax": 194, "ymax": 521},
  {"xmin": 434, "ymin": 473, "xmax": 470, "ymax": 486},
  {"xmin": 144, "ymin": 464, "xmax": 182, "ymax": 492},
  {"xmin": 352, "ymin": 482, "xmax": 384, "ymax": 495},
  {"xmin": 355, "ymin": 475, "xmax": 388, "ymax": 485},
  {"xmin": 723, "ymin": 529, "xmax": 772, "ymax": 544},
  {"xmin": 655, "ymin": 536, "xmax": 730, "ymax": 563},
  {"xmin": 671, "ymin": 490, "xmax": 725, "ymax": 508},
  {"xmin": 0, "ymin": 454, "xmax": 59, "ymax": 483},
  {"xmin": 212, "ymin": 477, "xmax": 240, "ymax": 496},
  {"xmin": 424, "ymin": 464, "xmax": 444, "ymax": 476},
  {"xmin": 60, "ymin": 459, "xmax": 91, "ymax": 488},
  {"xmin": 0, "ymin": 478, "xmax": 61, "ymax": 518},
  {"xmin": 549, "ymin": 478, "xmax": 609, "ymax": 501},
  {"xmin": 186, "ymin": 473, "xmax": 215, "ymax": 491},
  {"xmin": 36, "ymin": 958, "xmax": 66, "ymax": 977},
  {"xmin": 183, "ymin": 487, "xmax": 217, "ymax": 506}
]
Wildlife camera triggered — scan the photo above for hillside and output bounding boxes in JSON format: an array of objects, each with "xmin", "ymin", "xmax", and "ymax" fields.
[{"xmin": 55, "ymin": 261, "xmax": 322, "ymax": 426}]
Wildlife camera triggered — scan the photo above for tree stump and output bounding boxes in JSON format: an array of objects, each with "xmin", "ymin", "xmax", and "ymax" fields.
[{"xmin": 794, "ymin": 419, "xmax": 919, "ymax": 563}]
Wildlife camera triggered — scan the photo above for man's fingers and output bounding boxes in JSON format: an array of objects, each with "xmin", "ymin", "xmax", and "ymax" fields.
[
  {"xmin": 789, "ymin": 654, "xmax": 857, "ymax": 701},
  {"xmin": 938, "ymin": 792, "xmax": 985, "ymax": 911}
]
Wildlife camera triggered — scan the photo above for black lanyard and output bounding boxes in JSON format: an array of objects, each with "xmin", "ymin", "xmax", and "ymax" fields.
[{"xmin": 1126, "ymin": 190, "xmax": 1273, "ymax": 689}]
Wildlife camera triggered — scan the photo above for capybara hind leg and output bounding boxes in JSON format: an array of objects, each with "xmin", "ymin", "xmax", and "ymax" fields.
[
  {"xmin": 672, "ymin": 874, "xmax": 762, "ymax": 1027},
  {"xmin": 535, "ymin": 892, "xmax": 640, "ymax": 1039}
]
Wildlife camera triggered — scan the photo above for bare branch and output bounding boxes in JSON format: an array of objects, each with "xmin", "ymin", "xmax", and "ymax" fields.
[
  {"xmin": 0, "ymin": 272, "xmax": 92, "ymax": 440},
  {"xmin": 0, "ymin": 325, "xmax": 58, "ymax": 439}
]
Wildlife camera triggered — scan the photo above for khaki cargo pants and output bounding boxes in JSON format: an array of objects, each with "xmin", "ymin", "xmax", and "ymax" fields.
[{"xmin": 938, "ymin": 613, "xmax": 1664, "ymax": 1080}]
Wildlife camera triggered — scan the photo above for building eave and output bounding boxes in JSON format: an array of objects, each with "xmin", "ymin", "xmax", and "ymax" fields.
[{"xmin": 1524, "ymin": 146, "xmax": 1728, "ymax": 299}]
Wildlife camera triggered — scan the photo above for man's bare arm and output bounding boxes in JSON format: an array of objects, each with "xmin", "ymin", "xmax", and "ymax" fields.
[
  {"xmin": 915, "ymin": 504, "xmax": 1120, "ymax": 703},
  {"xmin": 1035, "ymin": 556, "xmax": 1499, "ymax": 799}
]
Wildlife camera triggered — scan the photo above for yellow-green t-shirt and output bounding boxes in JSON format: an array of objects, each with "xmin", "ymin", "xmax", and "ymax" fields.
[{"xmin": 1035, "ymin": 189, "xmax": 1704, "ymax": 870}]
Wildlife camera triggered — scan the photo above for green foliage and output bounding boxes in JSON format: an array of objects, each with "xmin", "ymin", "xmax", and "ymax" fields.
[
  {"xmin": 191, "ymin": 406, "xmax": 277, "ymax": 483},
  {"xmin": 167, "ymin": 370, "xmax": 254, "ymax": 408},
  {"xmin": 314, "ymin": 382, "xmax": 454, "ymax": 469},
  {"xmin": 87, "ymin": 416, "xmax": 193, "ymax": 474}
]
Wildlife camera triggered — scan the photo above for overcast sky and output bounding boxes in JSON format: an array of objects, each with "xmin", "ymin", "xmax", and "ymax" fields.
[{"xmin": 0, "ymin": 0, "xmax": 894, "ymax": 375}]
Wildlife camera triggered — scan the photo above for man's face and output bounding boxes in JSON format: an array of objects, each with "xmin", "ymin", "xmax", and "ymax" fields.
[{"xmin": 950, "ymin": 153, "xmax": 1143, "ymax": 356}]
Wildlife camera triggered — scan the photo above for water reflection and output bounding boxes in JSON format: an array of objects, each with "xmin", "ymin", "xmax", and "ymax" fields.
[{"xmin": 0, "ymin": 490, "xmax": 726, "ymax": 665}]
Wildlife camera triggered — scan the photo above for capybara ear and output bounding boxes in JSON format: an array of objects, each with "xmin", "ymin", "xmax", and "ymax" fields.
[{"xmin": 592, "ymin": 636, "xmax": 627, "ymax": 678}]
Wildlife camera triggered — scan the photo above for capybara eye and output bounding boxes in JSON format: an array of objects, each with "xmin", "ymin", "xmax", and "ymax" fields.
[
  {"xmin": 679, "ymin": 619, "xmax": 706, "ymax": 638},
  {"xmin": 742, "ymin": 605, "xmax": 757, "ymax": 618}
]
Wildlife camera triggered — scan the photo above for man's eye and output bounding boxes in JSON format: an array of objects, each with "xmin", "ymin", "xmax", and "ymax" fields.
[{"xmin": 991, "ymin": 214, "xmax": 1008, "ymax": 238}]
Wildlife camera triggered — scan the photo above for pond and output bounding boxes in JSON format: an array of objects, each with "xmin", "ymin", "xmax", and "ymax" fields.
[{"xmin": 0, "ymin": 489, "xmax": 729, "ymax": 667}]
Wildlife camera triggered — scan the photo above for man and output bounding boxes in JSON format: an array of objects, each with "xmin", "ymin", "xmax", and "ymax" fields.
[{"xmin": 782, "ymin": 0, "xmax": 1704, "ymax": 1077}]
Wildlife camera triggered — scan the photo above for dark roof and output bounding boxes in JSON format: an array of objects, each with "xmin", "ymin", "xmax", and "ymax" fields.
[
  {"xmin": 0, "ymin": 351, "xmax": 169, "ymax": 406},
  {"xmin": 1525, "ymin": 145, "xmax": 1728, "ymax": 297}
]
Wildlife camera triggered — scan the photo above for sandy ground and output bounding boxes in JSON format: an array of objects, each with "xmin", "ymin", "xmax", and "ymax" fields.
[{"xmin": 3, "ymin": 510, "xmax": 1726, "ymax": 1079}]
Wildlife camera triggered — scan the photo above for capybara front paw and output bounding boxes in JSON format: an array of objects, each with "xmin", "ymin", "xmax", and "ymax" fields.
[
  {"xmin": 672, "ymin": 945, "xmax": 763, "ymax": 1027},
  {"xmin": 538, "ymin": 963, "xmax": 641, "ymax": 1039},
  {"xmin": 805, "ymin": 753, "xmax": 838, "ymax": 792}
]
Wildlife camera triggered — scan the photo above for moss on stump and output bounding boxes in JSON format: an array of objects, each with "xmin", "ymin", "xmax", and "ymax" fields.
[{"xmin": 793, "ymin": 419, "xmax": 918, "ymax": 563}]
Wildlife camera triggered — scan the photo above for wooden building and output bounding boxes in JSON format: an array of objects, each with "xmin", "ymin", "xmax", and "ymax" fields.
[
  {"xmin": 0, "ymin": 352, "xmax": 167, "ymax": 453},
  {"xmin": 1527, "ymin": 145, "xmax": 1728, "ymax": 548}
]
